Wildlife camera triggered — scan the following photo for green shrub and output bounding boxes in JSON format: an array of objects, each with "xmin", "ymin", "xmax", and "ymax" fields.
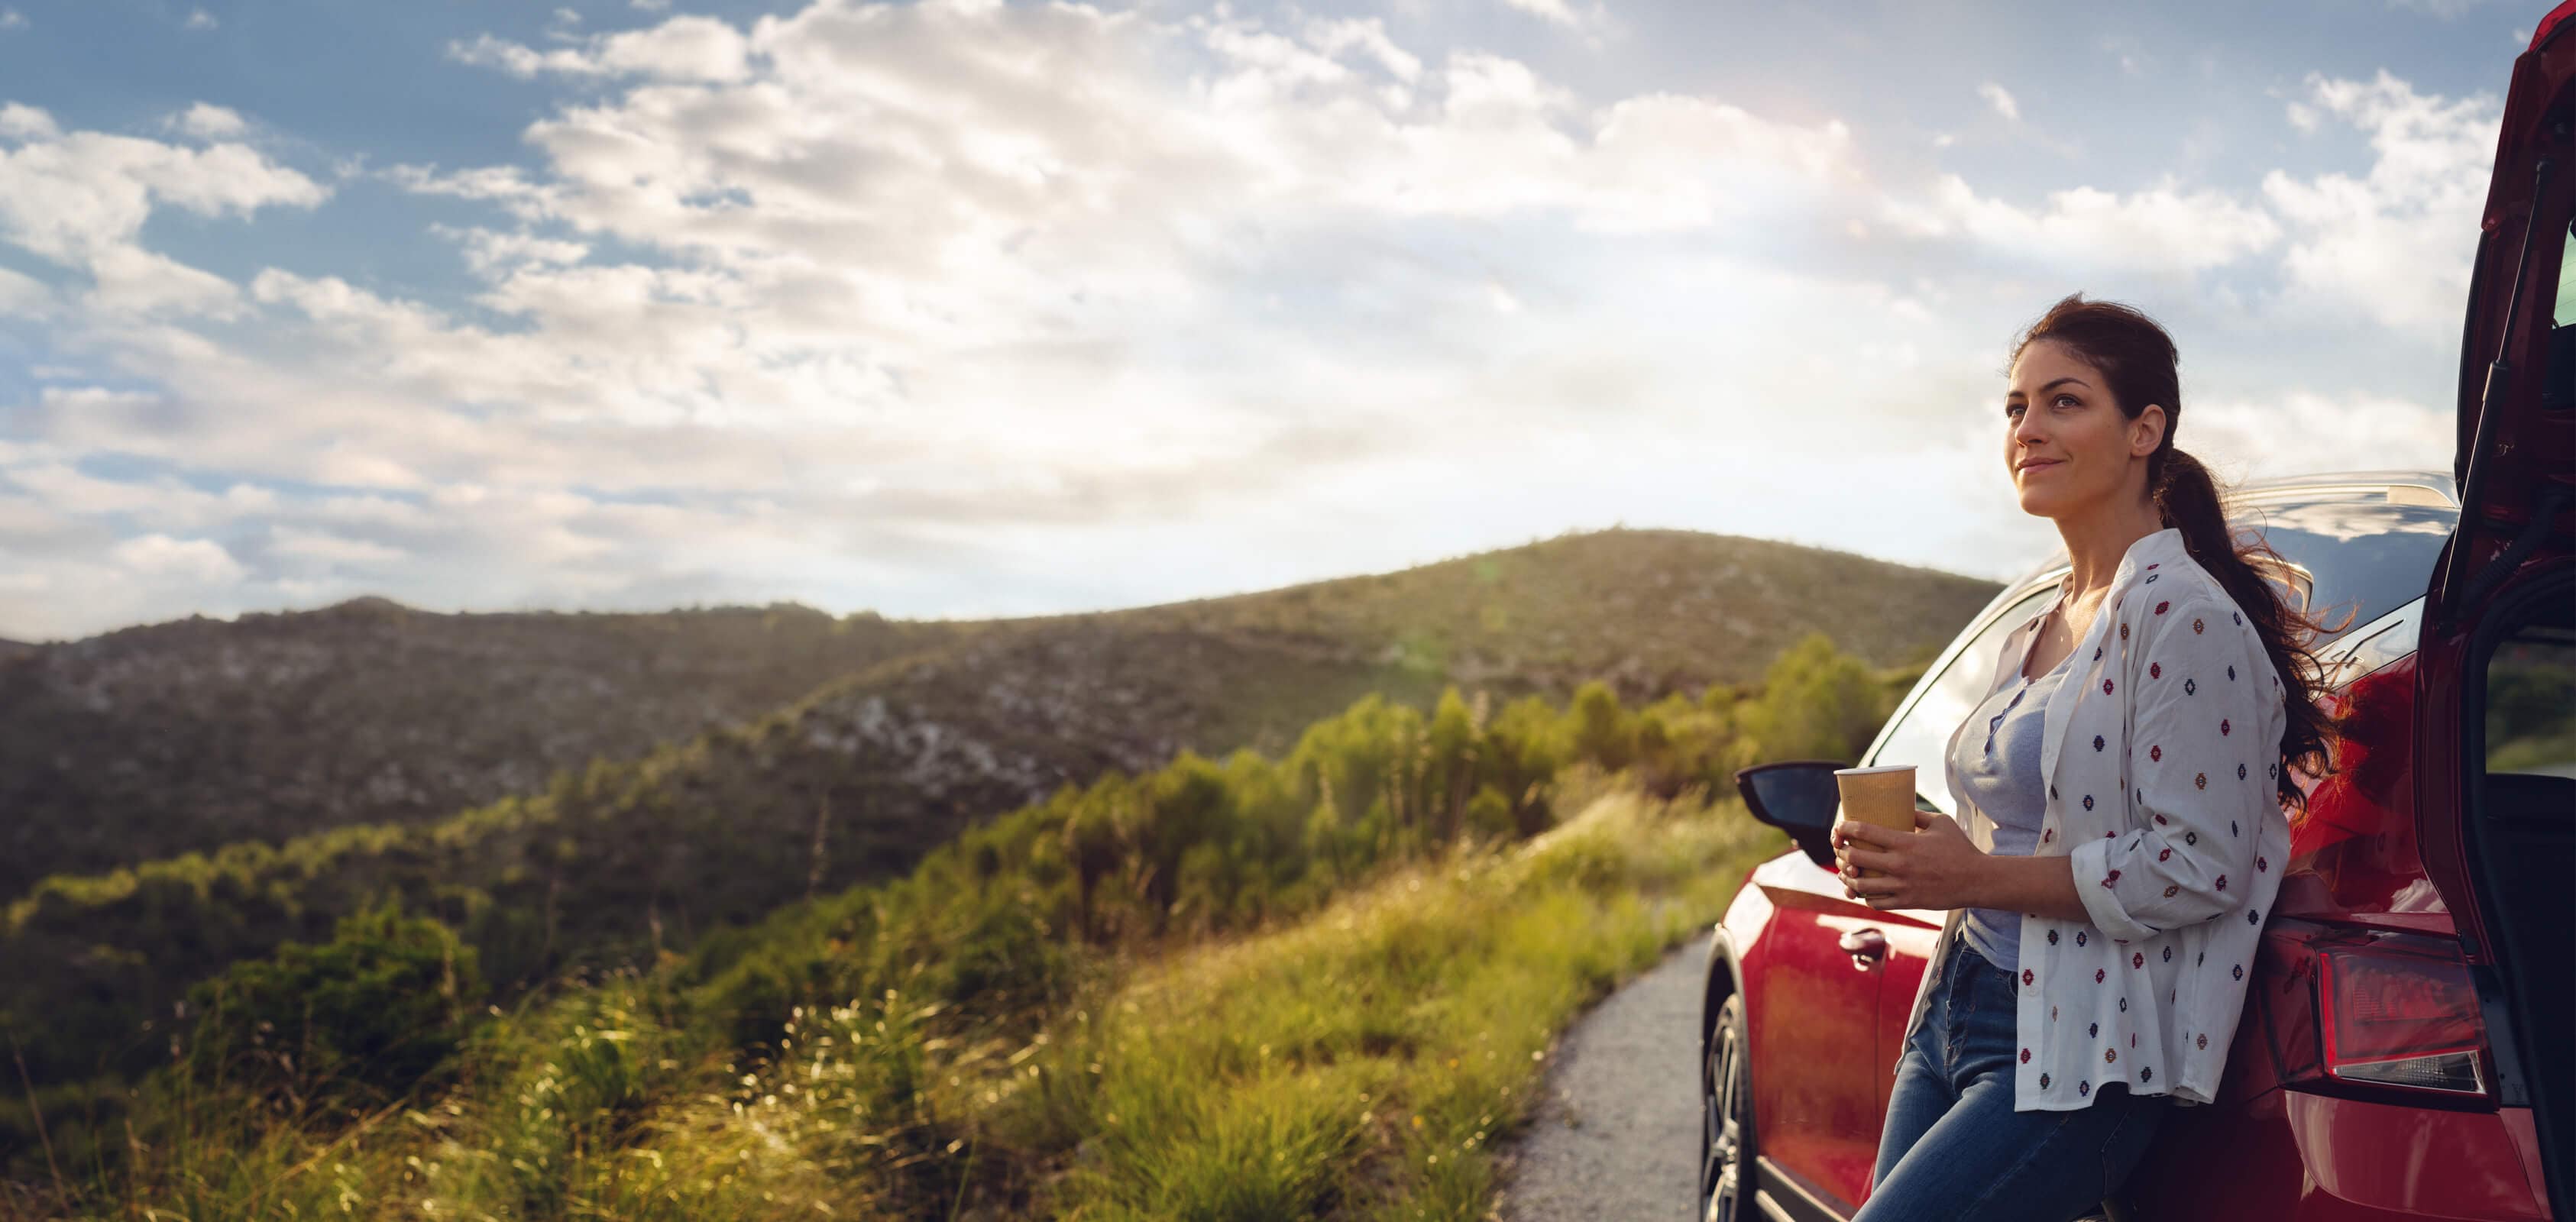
[{"xmin": 181, "ymin": 904, "xmax": 481, "ymax": 1116}]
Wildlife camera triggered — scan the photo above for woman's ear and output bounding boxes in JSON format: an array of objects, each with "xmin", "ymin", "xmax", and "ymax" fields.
[{"xmin": 2133, "ymin": 404, "xmax": 2167, "ymax": 455}]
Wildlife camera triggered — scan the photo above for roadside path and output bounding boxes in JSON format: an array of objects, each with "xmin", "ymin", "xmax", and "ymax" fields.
[{"xmin": 1490, "ymin": 932, "xmax": 1709, "ymax": 1222}]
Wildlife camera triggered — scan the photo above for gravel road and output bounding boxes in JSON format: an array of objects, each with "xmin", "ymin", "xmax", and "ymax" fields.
[{"xmin": 1490, "ymin": 930, "xmax": 1710, "ymax": 1222}]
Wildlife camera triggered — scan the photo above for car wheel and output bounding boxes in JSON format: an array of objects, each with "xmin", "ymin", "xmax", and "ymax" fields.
[{"xmin": 1701, "ymin": 991, "xmax": 1755, "ymax": 1222}]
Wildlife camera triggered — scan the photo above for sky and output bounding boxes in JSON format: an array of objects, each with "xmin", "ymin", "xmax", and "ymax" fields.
[{"xmin": 0, "ymin": 0, "xmax": 2547, "ymax": 642}]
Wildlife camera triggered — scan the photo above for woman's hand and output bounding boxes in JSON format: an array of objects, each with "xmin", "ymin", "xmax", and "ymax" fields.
[{"xmin": 1833, "ymin": 809, "xmax": 1991, "ymax": 912}]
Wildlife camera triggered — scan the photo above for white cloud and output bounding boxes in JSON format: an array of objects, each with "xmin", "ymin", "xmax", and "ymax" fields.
[
  {"xmin": 1306, "ymin": 16, "xmax": 1422, "ymax": 83},
  {"xmin": 0, "ymin": 265, "xmax": 47, "ymax": 316},
  {"xmin": 2185, "ymin": 390, "xmax": 2454, "ymax": 479},
  {"xmin": 2263, "ymin": 70, "xmax": 2500, "ymax": 341},
  {"xmin": 0, "ymin": 10, "xmax": 24, "ymax": 31},
  {"xmin": 166, "ymin": 102, "xmax": 247, "ymax": 140},
  {"xmin": 1979, "ymin": 81, "xmax": 2020, "ymax": 121},
  {"xmin": 0, "ymin": 102, "xmax": 57, "ymax": 141},
  {"xmin": 448, "ymin": 15, "xmax": 751, "ymax": 82},
  {"xmin": 110, "ymin": 534, "xmax": 247, "ymax": 584},
  {"xmin": 442, "ymin": 34, "xmax": 589, "ymax": 78},
  {"xmin": 0, "ymin": 125, "xmax": 327, "ymax": 263},
  {"xmin": 267, "ymin": 525, "xmax": 409, "ymax": 566},
  {"xmin": 1879, "ymin": 173, "xmax": 2282, "ymax": 274},
  {"xmin": 429, "ymin": 224, "xmax": 591, "ymax": 277},
  {"xmin": 184, "ymin": 8, "xmax": 215, "ymax": 30},
  {"xmin": 84, "ymin": 245, "xmax": 246, "ymax": 318},
  {"xmin": 1, "ymin": 461, "xmax": 275, "ymax": 531},
  {"xmin": 1498, "ymin": 0, "xmax": 1584, "ymax": 24},
  {"xmin": 39, "ymin": 384, "xmax": 161, "ymax": 410},
  {"xmin": 0, "ymin": 117, "xmax": 322, "ymax": 341}
]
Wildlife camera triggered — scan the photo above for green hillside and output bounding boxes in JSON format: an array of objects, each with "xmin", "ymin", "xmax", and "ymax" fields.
[
  {"xmin": 0, "ymin": 526, "xmax": 1995, "ymax": 896},
  {"xmin": 5, "ymin": 642, "xmax": 1843, "ymax": 1217},
  {"xmin": 1040, "ymin": 525, "xmax": 1993, "ymax": 705}
]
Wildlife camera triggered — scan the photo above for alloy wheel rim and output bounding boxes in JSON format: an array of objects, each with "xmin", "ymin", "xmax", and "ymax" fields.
[{"xmin": 1701, "ymin": 1018, "xmax": 1747, "ymax": 1222}]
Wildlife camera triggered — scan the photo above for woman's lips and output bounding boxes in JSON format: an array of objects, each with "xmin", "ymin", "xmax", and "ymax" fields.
[{"xmin": 2020, "ymin": 460, "xmax": 2060, "ymax": 475}]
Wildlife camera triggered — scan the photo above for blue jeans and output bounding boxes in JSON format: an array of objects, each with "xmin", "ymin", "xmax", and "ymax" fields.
[{"xmin": 1853, "ymin": 925, "xmax": 2170, "ymax": 1222}]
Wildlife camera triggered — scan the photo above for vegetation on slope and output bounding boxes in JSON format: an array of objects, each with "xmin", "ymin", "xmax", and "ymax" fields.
[
  {"xmin": 3, "ymin": 630, "xmax": 1891, "ymax": 1214},
  {"xmin": 9, "ymin": 765, "xmax": 1786, "ymax": 1221}
]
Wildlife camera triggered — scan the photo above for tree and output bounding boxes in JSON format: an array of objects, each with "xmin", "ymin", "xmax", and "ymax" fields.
[{"xmin": 1739, "ymin": 632, "xmax": 1889, "ymax": 765}]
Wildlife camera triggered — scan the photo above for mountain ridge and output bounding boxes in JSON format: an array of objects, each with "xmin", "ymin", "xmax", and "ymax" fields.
[{"xmin": 0, "ymin": 526, "xmax": 2002, "ymax": 895}]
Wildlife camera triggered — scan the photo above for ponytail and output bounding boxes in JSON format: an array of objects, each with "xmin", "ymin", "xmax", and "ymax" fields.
[{"xmin": 2150, "ymin": 445, "xmax": 2355, "ymax": 814}]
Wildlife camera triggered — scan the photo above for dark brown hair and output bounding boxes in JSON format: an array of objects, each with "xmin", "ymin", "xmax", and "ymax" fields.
[{"xmin": 2010, "ymin": 292, "xmax": 2351, "ymax": 816}]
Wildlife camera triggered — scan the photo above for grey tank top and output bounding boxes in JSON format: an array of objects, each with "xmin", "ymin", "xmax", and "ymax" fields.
[{"xmin": 1949, "ymin": 639, "xmax": 2073, "ymax": 977}]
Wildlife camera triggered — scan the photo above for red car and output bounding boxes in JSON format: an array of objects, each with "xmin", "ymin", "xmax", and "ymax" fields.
[{"xmin": 1699, "ymin": 15, "xmax": 2575, "ymax": 1222}]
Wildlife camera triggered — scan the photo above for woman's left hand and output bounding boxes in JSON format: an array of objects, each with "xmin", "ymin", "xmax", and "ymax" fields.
[{"xmin": 1835, "ymin": 808, "xmax": 1990, "ymax": 911}]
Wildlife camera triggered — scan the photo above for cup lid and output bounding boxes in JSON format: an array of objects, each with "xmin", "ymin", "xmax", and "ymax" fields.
[{"xmin": 1833, "ymin": 764, "xmax": 1914, "ymax": 775}]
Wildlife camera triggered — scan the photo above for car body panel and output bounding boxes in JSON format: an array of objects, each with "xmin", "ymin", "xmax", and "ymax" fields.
[
  {"xmin": 1730, "ymin": 852, "xmax": 1882, "ymax": 1216},
  {"xmin": 1868, "ymin": 918, "xmax": 1941, "ymax": 1131}
]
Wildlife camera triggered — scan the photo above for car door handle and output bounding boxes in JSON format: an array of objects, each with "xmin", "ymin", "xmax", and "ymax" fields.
[{"xmin": 1839, "ymin": 927, "xmax": 1888, "ymax": 969}]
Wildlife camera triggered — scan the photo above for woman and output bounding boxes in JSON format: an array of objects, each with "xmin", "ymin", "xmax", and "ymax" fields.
[{"xmin": 1829, "ymin": 293, "xmax": 2346, "ymax": 1222}]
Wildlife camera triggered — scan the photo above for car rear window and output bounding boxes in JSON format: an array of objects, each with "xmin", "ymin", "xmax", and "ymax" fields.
[
  {"xmin": 2237, "ymin": 495, "xmax": 2458, "ymax": 642},
  {"xmin": 2026, "ymin": 490, "xmax": 2458, "ymax": 646}
]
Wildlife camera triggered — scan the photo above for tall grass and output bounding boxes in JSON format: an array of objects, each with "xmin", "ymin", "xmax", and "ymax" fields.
[
  {"xmin": 18, "ymin": 769, "xmax": 1782, "ymax": 1220},
  {"xmin": 936, "ymin": 765, "xmax": 1783, "ymax": 1219}
]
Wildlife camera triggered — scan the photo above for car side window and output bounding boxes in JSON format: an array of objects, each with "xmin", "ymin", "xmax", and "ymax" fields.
[
  {"xmin": 2545, "ymin": 216, "xmax": 2576, "ymax": 412},
  {"xmin": 1867, "ymin": 587, "xmax": 2057, "ymax": 815},
  {"xmin": 2484, "ymin": 601, "xmax": 2576, "ymax": 787}
]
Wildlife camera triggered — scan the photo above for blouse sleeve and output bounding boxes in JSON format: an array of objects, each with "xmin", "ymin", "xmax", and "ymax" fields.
[{"xmin": 2070, "ymin": 590, "xmax": 2282, "ymax": 944}]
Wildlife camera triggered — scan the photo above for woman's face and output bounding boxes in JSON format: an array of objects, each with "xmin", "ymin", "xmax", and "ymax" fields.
[{"xmin": 2004, "ymin": 339, "xmax": 2163, "ymax": 521}]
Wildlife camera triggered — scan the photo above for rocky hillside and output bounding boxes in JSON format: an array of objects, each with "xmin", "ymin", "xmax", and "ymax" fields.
[
  {"xmin": 0, "ymin": 600, "xmax": 970, "ymax": 896},
  {"xmin": 0, "ymin": 527, "xmax": 2002, "ymax": 896}
]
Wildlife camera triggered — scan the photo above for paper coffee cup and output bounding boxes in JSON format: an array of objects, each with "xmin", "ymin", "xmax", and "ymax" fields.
[{"xmin": 1833, "ymin": 765, "xmax": 1917, "ymax": 880}]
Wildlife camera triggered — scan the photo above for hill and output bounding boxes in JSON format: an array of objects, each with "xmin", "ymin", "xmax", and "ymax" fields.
[
  {"xmin": 0, "ymin": 543, "xmax": 1966, "ymax": 1183},
  {"xmin": 0, "ymin": 528, "xmax": 1996, "ymax": 895},
  {"xmin": 1096, "ymin": 526, "xmax": 1992, "ymax": 703},
  {"xmin": 0, "ymin": 596, "xmax": 970, "ymax": 897},
  {"xmin": 7, "ymin": 644, "xmax": 1819, "ymax": 1211}
]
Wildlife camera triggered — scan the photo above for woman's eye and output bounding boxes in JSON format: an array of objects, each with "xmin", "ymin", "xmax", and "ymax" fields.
[
  {"xmin": 2056, "ymin": 395, "xmax": 2079, "ymax": 408},
  {"xmin": 2005, "ymin": 404, "xmax": 2024, "ymax": 418}
]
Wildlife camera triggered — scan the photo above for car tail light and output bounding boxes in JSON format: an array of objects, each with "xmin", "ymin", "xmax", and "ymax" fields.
[
  {"xmin": 2260, "ymin": 921, "xmax": 2494, "ymax": 1103},
  {"xmin": 2317, "ymin": 938, "xmax": 2488, "ymax": 1092}
]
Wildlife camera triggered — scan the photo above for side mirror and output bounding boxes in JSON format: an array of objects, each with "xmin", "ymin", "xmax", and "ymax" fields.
[{"xmin": 1733, "ymin": 759, "xmax": 1849, "ymax": 871}]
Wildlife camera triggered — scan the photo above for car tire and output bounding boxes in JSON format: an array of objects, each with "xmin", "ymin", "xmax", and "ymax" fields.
[{"xmin": 1701, "ymin": 991, "xmax": 1755, "ymax": 1222}]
